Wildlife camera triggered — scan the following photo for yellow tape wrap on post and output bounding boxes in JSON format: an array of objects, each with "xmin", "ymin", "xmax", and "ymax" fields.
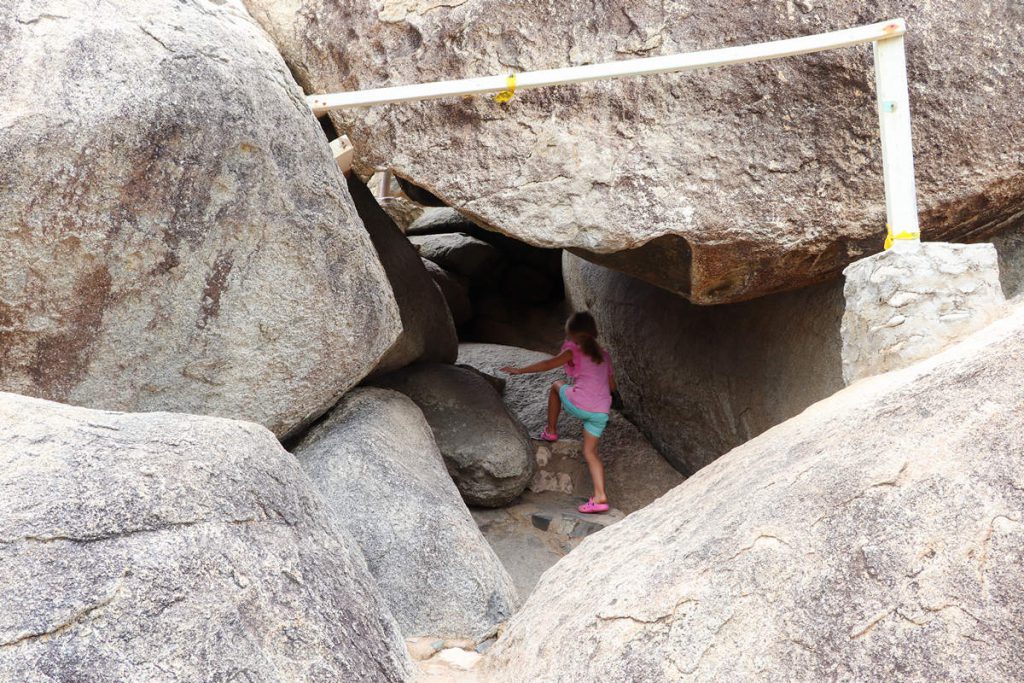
[
  {"xmin": 884, "ymin": 223, "xmax": 920, "ymax": 250},
  {"xmin": 494, "ymin": 74, "xmax": 516, "ymax": 104}
]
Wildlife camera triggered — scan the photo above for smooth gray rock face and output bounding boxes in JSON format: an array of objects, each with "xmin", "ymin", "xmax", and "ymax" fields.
[
  {"xmin": 407, "ymin": 207, "xmax": 479, "ymax": 237},
  {"xmin": 0, "ymin": 0, "xmax": 402, "ymax": 441},
  {"xmin": 992, "ymin": 224, "xmax": 1024, "ymax": 300},
  {"xmin": 564, "ymin": 252, "xmax": 844, "ymax": 475},
  {"xmin": 459, "ymin": 343, "xmax": 684, "ymax": 513},
  {"xmin": 243, "ymin": 0, "xmax": 1023, "ymax": 304},
  {"xmin": 841, "ymin": 242, "xmax": 1006, "ymax": 383},
  {"xmin": 370, "ymin": 364, "xmax": 535, "ymax": 507},
  {"xmin": 0, "ymin": 391, "xmax": 413, "ymax": 682},
  {"xmin": 422, "ymin": 258, "xmax": 473, "ymax": 327},
  {"xmin": 348, "ymin": 176, "xmax": 458, "ymax": 375},
  {"xmin": 293, "ymin": 388, "xmax": 519, "ymax": 641},
  {"xmin": 484, "ymin": 304, "xmax": 1024, "ymax": 683},
  {"xmin": 410, "ymin": 233, "xmax": 503, "ymax": 284}
]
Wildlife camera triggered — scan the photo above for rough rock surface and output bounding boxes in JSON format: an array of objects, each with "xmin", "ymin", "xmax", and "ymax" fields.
[
  {"xmin": 370, "ymin": 364, "xmax": 534, "ymax": 507},
  {"xmin": 993, "ymin": 224, "xmax": 1024, "ymax": 300},
  {"xmin": 244, "ymin": 0, "xmax": 1023, "ymax": 304},
  {"xmin": 484, "ymin": 304, "xmax": 1024, "ymax": 683},
  {"xmin": 369, "ymin": 170, "xmax": 425, "ymax": 230},
  {"xmin": 458, "ymin": 343, "xmax": 684, "ymax": 512},
  {"xmin": 564, "ymin": 253, "xmax": 844, "ymax": 475},
  {"xmin": 422, "ymin": 258, "xmax": 473, "ymax": 327},
  {"xmin": 348, "ymin": 176, "xmax": 458, "ymax": 374},
  {"xmin": 841, "ymin": 242, "xmax": 1005, "ymax": 383},
  {"xmin": 0, "ymin": 0, "xmax": 400, "ymax": 439},
  {"xmin": 0, "ymin": 392, "xmax": 412, "ymax": 682},
  {"xmin": 410, "ymin": 233, "xmax": 503, "ymax": 284},
  {"xmin": 293, "ymin": 388, "xmax": 518, "ymax": 641}
]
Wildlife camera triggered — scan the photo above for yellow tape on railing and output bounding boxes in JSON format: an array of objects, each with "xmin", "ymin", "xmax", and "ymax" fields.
[
  {"xmin": 884, "ymin": 223, "xmax": 920, "ymax": 250},
  {"xmin": 495, "ymin": 74, "xmax": 516, "ymax": 104}
]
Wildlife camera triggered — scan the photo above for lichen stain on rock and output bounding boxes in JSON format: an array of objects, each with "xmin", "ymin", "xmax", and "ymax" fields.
[
  {"xmin": 28, "ymin": 265, "xmax": 112, "ymax": 401},
  {"xmin": 197, "ymin": 251, "xmax": 234, "ymax": 330}
]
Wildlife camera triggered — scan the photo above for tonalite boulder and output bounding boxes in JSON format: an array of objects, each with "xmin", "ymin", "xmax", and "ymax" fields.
[
  {"xmin": 483, "ymin": 303, "xmax": 1024, "ymax": 682},
  {"xmin": 293, "ymin": 387, "xmax": 519, "ymax": 641},
  {"xmin": 348, "ymin": 176, "xmax": 458, "ymax": 375},
  {"xmin": 370, "ymin": 363, "xmax": 535, "ymax": 507},
  {"xmin": 0, "ymin": 0, "xmax": 400, "ymax": 439},
  {"xmin": 244, "ymin": 0, "xmax": 1023, "ymax": 303},
  {"xmin": 0, "ymin": 392, "xmax": 412, "ymax": 682}
]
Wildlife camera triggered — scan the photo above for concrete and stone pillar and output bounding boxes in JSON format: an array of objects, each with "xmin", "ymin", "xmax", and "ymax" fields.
[{"xmin": 841, "ymin": 242, "xmax": 1005, "ymax": 383}]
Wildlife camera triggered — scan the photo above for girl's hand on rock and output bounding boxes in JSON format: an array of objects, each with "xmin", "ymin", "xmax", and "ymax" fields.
[{"xmin": 500, "ymin": 366, "xmax": 521, "ymax": 375}]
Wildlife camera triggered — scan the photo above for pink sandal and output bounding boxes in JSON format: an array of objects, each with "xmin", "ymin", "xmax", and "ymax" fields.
[
  {"xmin": 578, "ymin": 498, "xmax": 610, "ymax": 514},
  {"xmin": 538, "ymin": 427, "xmax": 558, "ymax": 442}
]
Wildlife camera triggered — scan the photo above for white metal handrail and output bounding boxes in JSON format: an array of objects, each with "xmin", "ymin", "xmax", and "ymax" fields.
[{"xmin": 310, "ymin": 19, "xmax": 920, "ymax": 244}]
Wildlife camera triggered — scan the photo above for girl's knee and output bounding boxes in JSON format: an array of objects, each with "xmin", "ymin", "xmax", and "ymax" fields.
[{"xmin": 550, "ymin": 380, "xmax": 565, "ymax": 392}]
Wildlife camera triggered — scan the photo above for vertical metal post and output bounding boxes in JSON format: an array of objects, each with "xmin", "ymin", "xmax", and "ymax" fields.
[
  {"xmin": 873, "ymin": 35, "xmax": 920, "ymax": 250},
  {"xmin": 378, "ymin": 169, "xmax": 394, "ymax": 200}
]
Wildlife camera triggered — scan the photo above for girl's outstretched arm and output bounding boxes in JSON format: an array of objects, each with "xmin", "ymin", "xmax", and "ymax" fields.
[{"xmin": 500, "ymin": 350, "xmax": 573, "ymax": 375}]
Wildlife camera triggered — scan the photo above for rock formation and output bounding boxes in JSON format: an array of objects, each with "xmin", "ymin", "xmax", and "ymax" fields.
[
  {"xmin": 369, "ymin": 364, "xmax": 535, "ymax": 506},
  {"xmin": 293, "ymin": 387, "xmax": 519, "ymax": 640},
  {"xmin": 422, "ymin": 258, "xmax": 473, "ymax": 327},
  {"xmin": 0, "ymin": 391, "xmax": 412, "ymax": 682},
  {"xmin": 564, "ymin": 253, "xmax": 844, "ymax": 475},
  {"xmin": 993, "ymin": 223, "xmax": 1024, "ymax": 300},
  {"xmin": 368, "ymin": 170, "xmax": 425, "ymax": 230},
  {"xmin": 348, "ymin": 176, "xmax": 458, "ymax": 374},
  {"xmin": 410, "ymin": 233, "xmax": 503, "ymax": 285},
  {"xmin": 0, "ymin": 0, "xmax": 401, "ymax": 440},
  {"xmin": 243, "ymin": 0, "xmax": 1024, "ymax": 303},
  {"xmin": 484, "ymin": 303, "xmax": 1024, "ymax": 682}
]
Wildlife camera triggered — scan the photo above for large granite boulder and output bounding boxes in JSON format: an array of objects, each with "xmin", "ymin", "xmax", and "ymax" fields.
[
  {"xmin": 0, "ymin": 0, "xmax": 400, "ymax": 440},
  {"xmin": 422, "ymin": 258, "xmax": 473, "ymax": 327},
  {"xmin": 458, "ymin": 343, "xmax": 684, "ymax": 513},
  {"xmin": 565, "ymin": 253, "xmax": 844, "ymax": 475},
  {"xmin": 348, "ymin": 176, "xmax": 458, "ymax": 374},
  {"xmin": 293, "ymin": 387, "xmax": 519, "ymax": 640},
  {"xmin": 483, "ymin": 304, "xmax": 1024, "ymax": 682},
  {"xmin": 0, "ymin": 392, "xmax": 412, "ymax": 682},
  {"xmin": 244, "ymin": 0, "xmax": 1024, "ymax": 304},
  {"xmin": 370, "ymin": 364, "xmax": 534, "ymax": 507},
  {"xmin": 407, "ymin": 207, "xmax": 480, "ymax": 237},
  {"xmin": 410, "ymin": 233, "xmax": 503, "ymax": 284}
]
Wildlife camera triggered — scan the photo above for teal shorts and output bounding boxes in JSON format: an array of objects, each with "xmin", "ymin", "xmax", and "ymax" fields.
[{"xmin": 559, "ymin": 385, "xmax": 609, "ymax": 438}]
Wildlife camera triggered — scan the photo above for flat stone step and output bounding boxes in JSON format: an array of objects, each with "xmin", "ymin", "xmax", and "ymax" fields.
[{"xmin": 470, "ymin": 491, "xmax": 625, "ymax": 598}]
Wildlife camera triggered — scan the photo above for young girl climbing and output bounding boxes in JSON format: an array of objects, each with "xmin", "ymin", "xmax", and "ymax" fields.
[{"xmin": 500, "ymin": 311, "xmax": 615, "ymax": 514}]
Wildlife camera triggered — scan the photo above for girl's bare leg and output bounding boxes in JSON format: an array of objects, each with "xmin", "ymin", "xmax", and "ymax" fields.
[
  {"xmin": 581, "ymin": 431, "xmax": 607, "ymax": 503},
  {"xmin": 546, "ymin": 380, "xmax": 565, "ymax": 433}
]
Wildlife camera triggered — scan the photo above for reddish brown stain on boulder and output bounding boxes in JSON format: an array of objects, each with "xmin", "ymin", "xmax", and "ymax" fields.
[
  {"xmin": 28, "ymin": 264, "xmax": 113, "ymax": 401},
  {"xmin": 197, "ymin": 251, "xmax": 233, "ymax": 330}
]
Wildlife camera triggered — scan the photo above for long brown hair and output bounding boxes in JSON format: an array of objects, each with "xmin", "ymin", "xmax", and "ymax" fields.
[{"xmin": 566, "ymin": 311, "xmax": 604, "ymax": 364}]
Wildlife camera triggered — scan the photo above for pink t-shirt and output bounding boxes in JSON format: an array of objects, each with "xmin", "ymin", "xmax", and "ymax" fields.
[{"xmin": 561, "ymin": 340, "xmax": 613, "ymax": 414}]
